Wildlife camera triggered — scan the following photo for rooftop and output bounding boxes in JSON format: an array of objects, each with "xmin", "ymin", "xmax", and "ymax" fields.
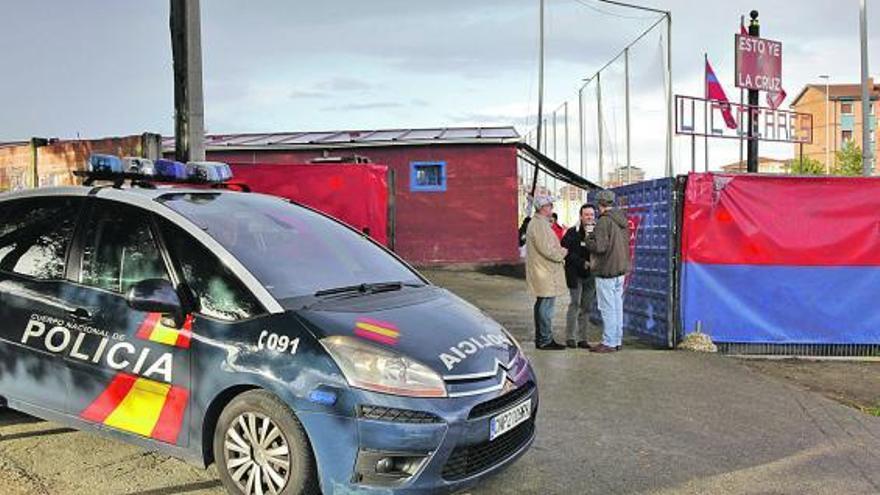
[
  {"xmin": 791, "ymin": 80, "xmax": 880, "ymax": 107},
  {"xmin": 162, "ymin": 126, "xmax": 520, "ymax": 151}
]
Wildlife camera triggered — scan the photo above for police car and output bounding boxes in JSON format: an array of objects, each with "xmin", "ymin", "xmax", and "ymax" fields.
[{"xmin": 0, "ymin": 158, "xmax": 538, "ymax": 495}]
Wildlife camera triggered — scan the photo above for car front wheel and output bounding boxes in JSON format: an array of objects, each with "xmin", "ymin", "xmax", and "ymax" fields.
[{"xmin": 213, "ymin": 390, "xmax": 319, "ymax": 495}]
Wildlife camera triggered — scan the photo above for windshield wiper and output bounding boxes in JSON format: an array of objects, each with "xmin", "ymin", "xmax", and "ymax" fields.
[{"xmin": 314, "ymin": 281, "xmax": 405, "ymax": 297}]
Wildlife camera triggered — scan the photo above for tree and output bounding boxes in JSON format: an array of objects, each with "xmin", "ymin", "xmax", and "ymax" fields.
[
  {"xmin": 789, "ymin": 156, "xmax": 824, "ymax": 175},
  {"xmin": 834, "ymin": 140, "xmax": 863, "ymax": 176}
]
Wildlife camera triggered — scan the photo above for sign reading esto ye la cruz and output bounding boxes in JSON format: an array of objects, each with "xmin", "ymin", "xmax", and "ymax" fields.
[{"xmin": 735, "ymin": 34, "xmax": 782, "ymax": 92}]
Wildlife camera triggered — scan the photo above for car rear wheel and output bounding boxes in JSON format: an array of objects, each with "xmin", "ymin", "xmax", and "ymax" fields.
[{"xmin": 213, "ymin": 390, "xmax": 318, "ymax": 495}]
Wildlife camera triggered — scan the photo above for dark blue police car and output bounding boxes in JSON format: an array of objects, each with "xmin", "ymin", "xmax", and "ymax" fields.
[{"xmin": 0, "ymin": 170, "xmax": 538, "ymax": 494}]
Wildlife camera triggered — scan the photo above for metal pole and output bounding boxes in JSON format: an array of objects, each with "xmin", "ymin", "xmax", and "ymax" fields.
[
  {"xmin": 552, "ymin": 110, "xmax": 558, "ymax": 161},
  {"xmin": 704, "ymin": 53, "xmax": 709, "ymax": 172},
  {"xmin": 625, "ymin": 47, "xmax": 631, "ymax": 184},
  {"xmin": 820, "ymin": 75, "xmax": 830, "ymax": 173},
  {"xmin": 597, "ymin": 72, "xmax": 604, "ymax": 186},
  {"xmin": 666, "ymin": 12, "xmax": 673, "ymax": 177},
  {"xmin": 530, "ymin": 0, "xmax": 545, "ymax": 196},
  {"xmin": 578, "ymin": 87, "xmax": 585, "ymax": 178},
  {"xmin": 739, "ymin": 15, "xmax": 745, "ymax": 170},
  {"xmin": 747, "ymin": 10, "xmax": 760, "ymax": 173},
  {"xmin": 860, "ymin": 0, "xmax": 872, "ymax": 175},
  {"xmin": 564, "ymin": 101, "xmax": 570, "ymax": 169}
]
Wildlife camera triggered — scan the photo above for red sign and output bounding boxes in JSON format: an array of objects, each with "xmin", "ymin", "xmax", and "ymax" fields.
[
  {"xmin": 735, "ymin": 34, "xmax": 782, "ymax": 91},
  {"xmin": 624, "ymin": 213, "xmax": 641, "ymax": 289}
]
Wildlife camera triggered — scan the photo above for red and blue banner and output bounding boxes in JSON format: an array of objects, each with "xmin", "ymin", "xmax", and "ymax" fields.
[{"xmin": 681, "ymin": 172, "xmax": 880, "ymax": 344}]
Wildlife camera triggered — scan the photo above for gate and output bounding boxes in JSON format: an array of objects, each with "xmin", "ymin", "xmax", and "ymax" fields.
[{"xmin": 592, "ymin": 178, "xmax": 679, "ymax": 348}]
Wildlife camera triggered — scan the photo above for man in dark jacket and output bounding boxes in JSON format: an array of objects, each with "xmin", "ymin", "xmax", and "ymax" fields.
[
  {"xmin": 561, "ymin": 203, "xmax": 596, "ymax": 349},
  {"xmin": 586, "ymin": 190, "xmax": 631, "ymax": 353}
]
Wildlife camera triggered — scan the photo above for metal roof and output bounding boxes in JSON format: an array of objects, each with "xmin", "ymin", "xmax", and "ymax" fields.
[{"xmin": 162, "ymin": 126, "xmax": 520, "ymax": 151}]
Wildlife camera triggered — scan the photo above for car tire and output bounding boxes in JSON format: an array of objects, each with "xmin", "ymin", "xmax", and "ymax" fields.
[{"xmin": 213, "ymin": 390, "xmax": 319, "ymax": 495}]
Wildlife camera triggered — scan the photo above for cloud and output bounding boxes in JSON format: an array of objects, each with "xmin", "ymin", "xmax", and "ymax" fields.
[
  {"xmin": 289, "ymin": 89, "xmax": 327, "ymax": 99},
  {"xmin": 323, "ymin": 102, "xmax": 405, "ymax": 111}
]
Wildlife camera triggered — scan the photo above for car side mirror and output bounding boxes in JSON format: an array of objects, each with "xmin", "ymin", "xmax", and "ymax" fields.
[{"xmin": 126, "ymin": 279, "xmax": 185, "ymax": 327}]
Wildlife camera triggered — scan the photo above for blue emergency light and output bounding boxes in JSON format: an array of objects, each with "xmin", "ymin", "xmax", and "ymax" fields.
[
  {"xmin": 81, "ymin": 154, "xmax": 235, "ymax": 187},
  {"xmin": 186, "ymin": 161, "xmax": 234, "ymax": 182},
  {"xmin": 154, "ymin": 159, "xmax": 188, "ymax": 180},
  {"xmin": 88, "ymin": 154, "xmax": 124, "ymax": 173}
]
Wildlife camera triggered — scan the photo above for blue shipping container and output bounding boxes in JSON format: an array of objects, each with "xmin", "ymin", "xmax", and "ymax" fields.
[{"xmin": 591, "ymin": 178, "xmax": 677, "ymax": 348}]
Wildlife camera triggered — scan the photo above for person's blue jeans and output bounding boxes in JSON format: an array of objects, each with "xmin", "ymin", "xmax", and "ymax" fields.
[
  {"xmin": 533, "ymin": 297, "xmax": 556, "ymax": 346},
  {"xmin": 596, "ymin": 276, "xmax": 625, "ymax": 347}
]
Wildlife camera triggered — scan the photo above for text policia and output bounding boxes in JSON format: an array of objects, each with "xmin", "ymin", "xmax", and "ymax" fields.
[{"xmin": 21, "ymin": 314, "xmax": 173, "ymax": 383}]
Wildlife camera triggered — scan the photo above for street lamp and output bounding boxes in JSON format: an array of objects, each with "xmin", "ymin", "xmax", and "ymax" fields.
[{"xmin": 819, "ymin": 75, "xmax": 830, "ymax": 174}]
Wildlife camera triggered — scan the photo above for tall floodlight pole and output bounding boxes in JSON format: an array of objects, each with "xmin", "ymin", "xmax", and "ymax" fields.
[
  {"xmin": 819, "ymin": 75, "xmax": 830, "ymax": 173},
  {"xmin": 666, "ymin": 11, "xmax": 672, "ymax": 177},
  {"xmin": 170, "ymin": 0, "xmax": 206, "ymax": 162},
  {"xmin": 530, "ymin": 0, "xmax": 545, "ymax": 196},
  {"xmin": 625, "ymin": 47, "xmax": 631, "ymax": 184},
  {"xmin": 578, "ymin": 86, "xmax": 585, "ymax": 178},
  {"xmin": 860, "ymin": 0, "xmax": 873, "ymax": 175},
  {"xmin": 597, "ymin": 73, "xmax": 604, "ymax": 186}
]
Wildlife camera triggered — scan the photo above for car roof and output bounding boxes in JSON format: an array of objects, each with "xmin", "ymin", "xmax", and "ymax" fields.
[{"xmin": 0, "ymin": 185, "xmax": 243, "ymax": 203}]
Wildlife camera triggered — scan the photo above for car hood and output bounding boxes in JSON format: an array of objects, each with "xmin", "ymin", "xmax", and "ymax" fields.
[{"xmin": 291, "ymin": 286, "xmax": 521, "ymax": 378}]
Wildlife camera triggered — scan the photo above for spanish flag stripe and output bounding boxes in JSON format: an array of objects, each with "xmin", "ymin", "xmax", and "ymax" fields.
[
  {"xmin": 150, "ymin": 386, "xmax": 190, "ymax": 444},
  {"xmin": 135, "ymin": 313, "xmax": 161, "ymax": 340},
  {"xmin": 354, "ymin": 322, "xmax": 399, "ymax": 338},
  {"xmin": 354, "ymin": 328, "xmax": 398, "ymax": 346},
  {"xmin": 150, "ymin": 321, "xmax": 181, "ymax": 346},
  {"xmin": 359, "ymin": 317, "xmax": 398, "ymax": 331},
  {"xmin": 174, "ymin": 315, "xmax": 193, "ymax": 349},
  {"xmin": 80, "ymin": 373, "xmax": 138, "ymax": 423},
  {"xmin": 103, "ymin": 378, "xmax": 171, "ymax": 437}
]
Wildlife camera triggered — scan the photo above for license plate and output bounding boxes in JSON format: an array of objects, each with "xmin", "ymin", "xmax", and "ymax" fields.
[{"xmin": 489, "ymin": 399, "xmax": 532, "ymax": 441}]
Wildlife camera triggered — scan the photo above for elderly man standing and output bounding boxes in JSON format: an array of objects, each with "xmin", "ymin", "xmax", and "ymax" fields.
[
  {"xmin": 526, "ymin": 195, "xmax": 568, "ymax": 350},
  {"xmin": 586, "ymin": 190, "xmax": 630, "ymax": 353}
]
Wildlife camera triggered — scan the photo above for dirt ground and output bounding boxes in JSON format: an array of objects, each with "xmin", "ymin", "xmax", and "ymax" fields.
[{"xmin": 738, "ymin": 359, "xmax": 880, "ymax": 416}]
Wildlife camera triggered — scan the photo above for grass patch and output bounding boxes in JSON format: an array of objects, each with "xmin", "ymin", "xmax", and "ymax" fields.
[{"xmin": 864, "ymin": 405, "xmax": 880, "ymax": 417}]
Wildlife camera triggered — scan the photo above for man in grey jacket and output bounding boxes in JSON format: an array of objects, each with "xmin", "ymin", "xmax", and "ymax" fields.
[{"xmin": 586, "ymin": 190, "xmax": 630, "ymax": 353}]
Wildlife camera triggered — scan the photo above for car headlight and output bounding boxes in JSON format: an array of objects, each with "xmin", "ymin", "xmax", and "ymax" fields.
[{"xmin": 321, "ymin": 336, "xmax": 447, "ymax": 398}]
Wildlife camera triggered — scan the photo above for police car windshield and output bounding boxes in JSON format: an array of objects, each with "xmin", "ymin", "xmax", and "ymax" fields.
[{"xmin": 157, "ymin": 192, "xmax": 424, "ymax": 299}]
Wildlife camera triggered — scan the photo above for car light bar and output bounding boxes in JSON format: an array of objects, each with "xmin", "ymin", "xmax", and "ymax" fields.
[
  {"xmin": 81, "ymin": 154, "xmax": 235, "ymax": 186},
  {"xmin": 88, "ymin": 154, "xmax": 124, "ymax": 173}
]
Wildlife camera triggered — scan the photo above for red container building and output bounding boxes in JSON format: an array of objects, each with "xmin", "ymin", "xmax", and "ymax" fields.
[{"xmin": 165, "ymin": 127, "xmax": 522, "ymax": 266}]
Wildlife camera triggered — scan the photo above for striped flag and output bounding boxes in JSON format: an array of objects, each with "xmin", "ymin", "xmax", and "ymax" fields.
[
  {"xmin": 136, "ymin": 313, "xmax": 193, "ymax": 349},
  {"xmin": 354, "ymin": 318, "xmax": 400, "ymax": 345},
  {"xmin": 705, "ymin": 59, "xmax": 738, "ymax": 130},
  {"xmin": 81, "ymin": 373, "xmax": 189, "ymax": 444}
]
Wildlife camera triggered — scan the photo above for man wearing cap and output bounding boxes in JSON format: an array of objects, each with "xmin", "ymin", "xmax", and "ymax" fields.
[
  {"xmin": 525, "ymin": 195, "xmax": 568, "ymax": 350},
  {"xmin": 586, "ymin": 190, "xmax": 630, "ymax": 353}
]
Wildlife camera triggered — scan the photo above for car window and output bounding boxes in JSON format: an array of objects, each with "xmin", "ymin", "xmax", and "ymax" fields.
[
  {"xmin": 157, "ymin": 192, "xmax": 424, "ymax": 299},
  {"xmin": 158, "ymin": 219, "xmax": 263, "ymax": 321},
  {"xmin": 80, "ymin": 202, "xmax": 170, "ymax": 294},
  {"xmin": 0, "ymin": 197, "xmax": 82, "ymax": 280}
]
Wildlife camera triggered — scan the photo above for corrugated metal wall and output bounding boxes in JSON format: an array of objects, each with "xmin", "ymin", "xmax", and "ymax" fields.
[{"xmin": 0, "ymin": 134, "xmax": 160, "ymax": 192}]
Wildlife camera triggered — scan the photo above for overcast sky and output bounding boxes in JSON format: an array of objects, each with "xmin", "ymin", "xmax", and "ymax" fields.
[{"xmin": 1, "ymin": 0, "xmax": 877, "ymax": 181}]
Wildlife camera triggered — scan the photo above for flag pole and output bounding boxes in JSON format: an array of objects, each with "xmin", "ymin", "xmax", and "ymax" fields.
[
  {"xmin": 704, "ymin": 52, "xmax": 709, "ymax": 172},
  {"xmin": 739, "ymin": 15, "xmax": 745, "ymax": 170}
]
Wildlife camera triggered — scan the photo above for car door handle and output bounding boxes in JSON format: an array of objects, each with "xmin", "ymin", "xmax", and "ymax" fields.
[{"xmin": 68, "ymin": 307, "xmax": 92, "ymax": 321}]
